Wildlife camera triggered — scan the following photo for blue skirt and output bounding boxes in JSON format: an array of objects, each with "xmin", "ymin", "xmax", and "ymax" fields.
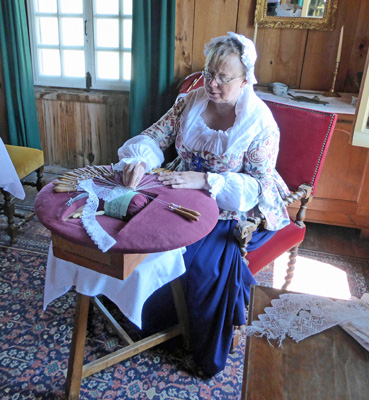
[{"xmin": 142, "ymin": 219, "xmax": 275, "ymax": 376}]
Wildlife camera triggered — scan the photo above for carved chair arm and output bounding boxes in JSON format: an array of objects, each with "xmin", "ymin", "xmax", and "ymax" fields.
[
  {"xmin": 234, "ymin": 217, "xmax": 263, "ymax": 264},
  {"xmin": 283, "ymin": 184, "xmax": 312, "ymax": 207},
  {"xmin": 284, "ymin": 184, "xmax": 313, "ymax": 227},
  {"xmin": 233, "ymin": 184, "xmax": 314, "ymax": 262}
]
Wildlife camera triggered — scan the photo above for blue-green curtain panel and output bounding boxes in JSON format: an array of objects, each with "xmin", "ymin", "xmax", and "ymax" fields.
[
  {"xmin": 0, "ymin": 0, "xmax": 41, "ymax": 149},
  {"xmin": 129, "ymin": 0, "xmax": 176, "ymax": 138}
]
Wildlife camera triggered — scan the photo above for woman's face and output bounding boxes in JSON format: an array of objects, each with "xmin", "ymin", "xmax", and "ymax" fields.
[{"xmin": 204, "ymin": 53, "xmax": 247, "ymax": 106}]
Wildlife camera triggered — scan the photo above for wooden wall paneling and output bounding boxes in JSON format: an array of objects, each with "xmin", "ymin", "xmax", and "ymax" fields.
[
  {"xmin": 174, "ymin": 0, "xmax": 195, "ymax": 81},
  {"xmin": 300, "ymin": 0, "xmax": 361, "ymax": 91},
  {"xmin": 35, "ymin": 99, "xmax": 47, "ymax": 163},
  {"xmin": 191, "ymin": 0, "xmax": 239, "ymax": 72},
  {"xmin": 105, "ymin": 98, "xmax": 129, "ymax": 164},
  {"xmin": 43, "ymin": 99, "xmax": 62, "ymax": 166},
  {"xmin": 271, "ymin": 29, "xmax": 307, "ymax": 88},
  {"xmin": 34, "ymin": 90, "xmax": 129, "ymax": 169},
  {"xmin": 257, "ymin": 28, "xmax": 307, "ymax": 87},
  {"xmin": 236, "ymin": 0, "xmax": 257, "ymax": 40},
  {"xmin": 58, "ymin": 101, "xmax": 72, "ymax": 168},
  {"xmin": 314, "ymin": 115, "xmax": 368, "ymax": 201},
  {"xmin": 66, "ymin": 101, "xmax": 84, "ymax": 168},
  {"xmin": 37, "ymin": 99, "xmax": 51, "ymax": 165},
  {"xmin": 344, "ymin": 0, "xmax": 369, "ymax": 93},
  {"xmin": 287, "ymin": 114, "xmax": 369, "ymax": 235},
  {"xmin": 81, "ymin": 103, "xmax": 105, "ymax": 167},
  {"xmin": 237, "ymin": 0, "xmax": 307, "ymax": 88}
]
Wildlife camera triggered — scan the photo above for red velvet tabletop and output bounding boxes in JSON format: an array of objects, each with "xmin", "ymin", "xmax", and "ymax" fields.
[{"xmin": 35, "ymin": 177, "xmax": 219, "ymax": 254}]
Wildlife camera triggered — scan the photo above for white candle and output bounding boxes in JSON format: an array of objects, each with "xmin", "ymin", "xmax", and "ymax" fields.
[
  {"xmin": 253, "ymin": 22, "xmax": 258, "ymax": 44},
  {"xmin": 336, "ymin": 25, "xmax": 344, "ymax": 64}
]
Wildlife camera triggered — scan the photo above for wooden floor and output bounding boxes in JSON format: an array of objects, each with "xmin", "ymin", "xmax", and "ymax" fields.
[
  {"xmin": 7, "ymin": 171, "xmax": 369, "ymax": 261},
  {"xmin": 300, "ymin": 222, "xmax": 369, "ymax": 260}
]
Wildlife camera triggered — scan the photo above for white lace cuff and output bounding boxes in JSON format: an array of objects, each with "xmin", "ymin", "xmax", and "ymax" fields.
[
  {"xmin": 206, "ymin": 172, "xmax": 225, "ymax": 199},
  {"xmin": 207, "ymin": 171, "xmax": 259, "ymax": 212},
  {"xmin": 117, "ymin": 135, "xmax": 164, "ymax": 172}
]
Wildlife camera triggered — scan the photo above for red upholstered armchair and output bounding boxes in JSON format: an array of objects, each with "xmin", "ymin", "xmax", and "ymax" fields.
[
  {"xmin": 178, "ymin": 72, "xmax": 337, "ymax": 290},
  {"xmin": 236, "ymin": 101, "xmax": 337, "ymax": 289}
]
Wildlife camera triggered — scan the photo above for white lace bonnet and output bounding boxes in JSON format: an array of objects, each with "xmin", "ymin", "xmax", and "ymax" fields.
[{"xmin": 203, "ymin": 31, "xmax": 257, "ymax": 85}]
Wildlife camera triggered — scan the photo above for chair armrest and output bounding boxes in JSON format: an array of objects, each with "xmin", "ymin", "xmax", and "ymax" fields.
[
  {"xmin": 283, "ymin": 184, "xmax": 312, "ymax": 207},
  {"xmin": 285, "ymin": 184, "xmax": 313, "ymax": 227},
  {"xmin": 233, "ymin": 184, "xmax": 313, "ymax": 261},
  {"xmin": 234, "ymin": 217, "xmax": 263, "ymax": 264}
]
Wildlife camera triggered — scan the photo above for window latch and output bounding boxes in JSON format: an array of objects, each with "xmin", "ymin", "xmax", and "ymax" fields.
[{"xmin": 86, "ymin": 72, "xmax": 92, "ymax": 91}]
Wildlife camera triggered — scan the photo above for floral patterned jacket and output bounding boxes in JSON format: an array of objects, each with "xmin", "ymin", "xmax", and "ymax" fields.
[{"xmin": 135, "ymin": 90, "xmax": 290, "ymax": 231}]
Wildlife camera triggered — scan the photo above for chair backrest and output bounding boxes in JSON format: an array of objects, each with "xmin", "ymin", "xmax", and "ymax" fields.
[
  {"xmin": 178, "ymin": 72, "xmax": 204, "ymax": 95},
  {"xmin": 178, "ymin": 72, "xmax": 337, "ymax": 196},
  {"xmin": 265, "ymin": 101, "xmax": 337, "ymax": 195}
]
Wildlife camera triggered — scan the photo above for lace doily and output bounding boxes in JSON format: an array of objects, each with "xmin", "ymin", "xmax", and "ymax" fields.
[
  {"xmin": 246, "ymin": 292, "xmax": 369, "ymax": 349},
  {"xmin": 77, "ymin": 179, "xmax": 134, "ymax": 252}
]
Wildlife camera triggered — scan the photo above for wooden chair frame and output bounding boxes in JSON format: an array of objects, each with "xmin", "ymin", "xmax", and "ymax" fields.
[
  {"xmin": 234, "ymin": 183, "xmax": 313, "ymax": 290},
  {"xmin": 0, "ymin": 166, "xmax": 45, "ymax": 242}
]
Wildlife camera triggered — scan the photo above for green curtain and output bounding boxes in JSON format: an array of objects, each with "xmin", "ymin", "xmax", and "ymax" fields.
[
  {"xmin": 129, "ymin": 0, "xmax": 176, "ymax": 138},
  {"xmin": 0, "ymin": 0, "xmax": 41, "ymax": 149}
]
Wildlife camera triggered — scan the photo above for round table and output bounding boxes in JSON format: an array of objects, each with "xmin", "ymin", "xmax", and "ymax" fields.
[
  {"xmin": 34, "ymin": 175, "xmax": 219, "ymax": 399},
  {"xmin": 35, "ymin": 177, "xmax": 219, "ymax": 254}
]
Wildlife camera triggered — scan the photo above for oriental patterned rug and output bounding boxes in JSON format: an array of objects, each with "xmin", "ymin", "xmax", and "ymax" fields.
[{"xmin": 0, "ymin": 214, "xmax": 368, "ymax": 400}]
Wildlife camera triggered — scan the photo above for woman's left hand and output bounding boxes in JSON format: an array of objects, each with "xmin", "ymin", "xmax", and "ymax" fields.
[{"xmin": 158, "ymin": 171, "xmax": 211, "ymax": 190}]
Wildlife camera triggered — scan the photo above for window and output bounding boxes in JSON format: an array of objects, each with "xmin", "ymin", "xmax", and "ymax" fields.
[{"xmin": 27, "ymin": 0, "xmax": 132, "ymax": 91}]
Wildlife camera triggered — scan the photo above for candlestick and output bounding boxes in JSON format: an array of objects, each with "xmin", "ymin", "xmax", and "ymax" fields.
[
  {"xmin": 322, "ymin": 61, "xmax": 341, "ymax": 97},
  {"xmin": 253, "ymin": 22, "xmax": 258, "ymax": 44},
  {"xmin": 323, "ymin": 26, "xmax": 344, "ymax": 97},
  {"xmin": 336, "ymin": 25, "xmax": 344, "ymax": 63}
]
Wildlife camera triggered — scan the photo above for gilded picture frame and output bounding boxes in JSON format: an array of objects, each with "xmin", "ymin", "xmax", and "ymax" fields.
[{"xmin": 255, "ymin": 0, "xmax": 338, "ymax": 31}]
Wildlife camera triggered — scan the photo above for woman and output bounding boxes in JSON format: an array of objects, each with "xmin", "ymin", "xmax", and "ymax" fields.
[{"xmin": 116, "ymin": 32, "xmax": 290, "ymax": 375}]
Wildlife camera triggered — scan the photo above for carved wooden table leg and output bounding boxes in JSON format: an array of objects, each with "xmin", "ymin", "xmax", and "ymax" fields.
[{"xmin": 65, "ymin": 293, "xmax": 90, "ymax": 400}]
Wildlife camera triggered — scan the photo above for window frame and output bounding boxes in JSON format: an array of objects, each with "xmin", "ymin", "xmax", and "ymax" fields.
[
  {"xmin": 26, "ymin": 0, "xmax": 132, "ymax": 91},
  {"xmin": 352, "ymin": 49, "xmax": 369, "ymax": 148}
]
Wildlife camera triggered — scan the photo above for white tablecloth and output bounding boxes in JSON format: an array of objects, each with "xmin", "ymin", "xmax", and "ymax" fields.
[
  {"xmin": 256, "ymin": 88, "xmax": 357, "ymax": 115},
  {"xmin": 0, "ymin": 138, "xmax": 25, "ymax": 199},
  {"xmin": 44, "ymin": 244, "xmax": 186, "ymax": 328}
]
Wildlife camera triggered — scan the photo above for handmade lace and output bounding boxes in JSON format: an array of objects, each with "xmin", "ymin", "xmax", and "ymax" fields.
[
  {"xmin": 77, "ymin": 179, "xmax": 132, "ymax": 252},
  {"xmin": 246, "ymin": 293, "xmax": 369, "ymax": 348}
]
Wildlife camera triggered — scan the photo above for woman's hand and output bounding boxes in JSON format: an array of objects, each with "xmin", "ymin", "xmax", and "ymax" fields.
[
  {"xmin": 122, "ymin": 162, "xmax": 146, "ymax": 189},
  {"xmin": 158, "ymin": 171, "xmax": 211, "ymax": 190}
]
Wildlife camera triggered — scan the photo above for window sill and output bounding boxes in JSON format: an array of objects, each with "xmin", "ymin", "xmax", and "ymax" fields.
[{"xmin": 34, "ymin": 86, "xmax": 129, "ymax": 104}]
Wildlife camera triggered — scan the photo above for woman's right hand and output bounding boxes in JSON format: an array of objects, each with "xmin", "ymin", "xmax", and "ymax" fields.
[{"xmin": 122, "ymin": 162, "xmax": 146, "ymax": 189}]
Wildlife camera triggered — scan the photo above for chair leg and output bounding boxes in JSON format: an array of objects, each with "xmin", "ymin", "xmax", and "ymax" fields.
[
  {"xmin": 281, "ymin": 245, "xmax": 300, "ymax": 290},
  {"xmin": 36, "ymin": 166, "xmax": 46, "ymax": 191},
  {"xmin": 2, "ymin": 190, "xmax": 17, "ymax": 243}
]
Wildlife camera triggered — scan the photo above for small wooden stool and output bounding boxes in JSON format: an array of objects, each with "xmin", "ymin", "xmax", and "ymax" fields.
[{"xmin": 0, "ymin": 145, "xmax": 45, "ymax": 242}]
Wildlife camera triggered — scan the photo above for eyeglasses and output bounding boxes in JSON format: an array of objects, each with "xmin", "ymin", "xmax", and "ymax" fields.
[{"xmin": 201, "ymin": 69, "xmax": 244, "ymax": 85}]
